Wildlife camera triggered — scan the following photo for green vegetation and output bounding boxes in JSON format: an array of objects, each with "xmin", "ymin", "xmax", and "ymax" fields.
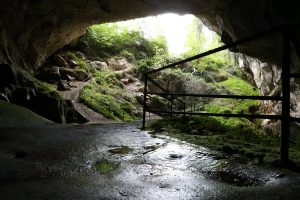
[
  {"xmin": 73, "ymin": 20, "xmax": 248, "ymax": 123},
  {"xmin": 60, "ymin": 18, "xmax": 300, "ymax": 166},
  {"xmin": 219, "ymin": 77, "xmax": 258, "ymax": 96},
  {"xmin": 77, "ymin": 23, "xmax": 168, "ymax": 65},
  {"xmin": 95, "ymin": 160, "xmax": 120, "ymax": 174},
  {"xmin": 79, "ymin": 70, "xmax": 141, "ymax": 121},
  {"xmin": 64, "ymin": 51, "xmax": 89, "ymax": 72},
  {"xmin": 31, "ymin": 79, "xmax": 61, "ymax": 98},
  {"xmin": 147, "ymin": 116, "xmax": 300, "ymax": 165},
  {"xmin": 67, "ymin": 23, "xmax": 171, "ymax": 121},
  {"xmin": 108, "ymin": 146, "xmax": 133, "ymax": 154}
]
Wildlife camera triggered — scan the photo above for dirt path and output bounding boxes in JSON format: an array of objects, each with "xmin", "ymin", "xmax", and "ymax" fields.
[{"xmin": 60, "ymin": 81, "xmax": 115, "ymax": 124}]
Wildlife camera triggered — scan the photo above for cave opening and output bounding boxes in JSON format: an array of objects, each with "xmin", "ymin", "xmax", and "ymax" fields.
[
  {"xmin": 25, "ymin": 12, "xmax": 298, "ymax": 168},
  {"xmin": 58, "ymin": 13, "xmax": 240, "ymax": 123},
  {"xmin": 1, "ymin": 1, "xmax": 300, "ymax": 199},
  {"xmin": 1, "ymin": 11, "xmax": 299, "ymax": 166}
]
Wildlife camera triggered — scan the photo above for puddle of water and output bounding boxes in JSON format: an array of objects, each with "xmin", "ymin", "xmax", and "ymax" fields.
[{"xmin": 146, "ymin": 140, "xmax": 277, "ymax": 187}]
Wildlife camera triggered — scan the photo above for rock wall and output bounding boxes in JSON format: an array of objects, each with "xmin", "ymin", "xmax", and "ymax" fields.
[
  {"xmin": 237, "ymin": 52, "xmax": 300, "ymax": 134},
  {"xmin": 0, "ymin": 64, "xmax": 88, "ymax": 123},
  {"xmin": 236, "ymin": 54, "xmax": 282, "ymax": 97}
]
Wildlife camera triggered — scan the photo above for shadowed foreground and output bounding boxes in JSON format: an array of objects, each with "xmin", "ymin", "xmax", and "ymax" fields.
[{"xmin": 1, "ymin": 123, "xmax": 300, "ymax": 200}]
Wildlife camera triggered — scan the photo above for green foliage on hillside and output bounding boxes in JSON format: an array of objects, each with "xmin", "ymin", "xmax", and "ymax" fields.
[
  {"xmin": 79, "ymin": 70, "xmax": 141, "ymax": 121},
  {"xmin": 219, "ymin": 77, "xmax": 258, "ymax": 96},
  {"xmin": 78, "ymin": 24, "xmax": 168, "ymax": 62},
  {"xmin": 72, "ymin": 18, "xmax": 261, "ymax": 129},
  {"xmin": 70, "ymin": 23, "xmax": 171, "ymax": 121}
]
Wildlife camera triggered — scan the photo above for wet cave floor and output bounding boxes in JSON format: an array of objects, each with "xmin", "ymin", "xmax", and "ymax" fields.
[{"xmin": 0, "ymin": 123, "xmax": 300, "ymax": 200}]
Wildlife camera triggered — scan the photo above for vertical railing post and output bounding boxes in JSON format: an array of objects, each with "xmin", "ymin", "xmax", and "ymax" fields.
[
  {"xmin": 170, "ymin": 94, "xmax": 173, "ymax": 118},
  {"xmin": 280, "ymin": 28, "xmax": 291, "ymax": 164},
  {"xmin": 142, "ymin": 74, "xmax": 148, "ymax": 129},
  {"xmin": 109, "ymin": 105, "xmax": 111, "ymax": 118}
]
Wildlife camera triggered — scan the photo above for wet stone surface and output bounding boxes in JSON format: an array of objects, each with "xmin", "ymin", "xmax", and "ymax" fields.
[{"xmin": 0, "ymin": 123, "xmax": 300, "ymax": 200}]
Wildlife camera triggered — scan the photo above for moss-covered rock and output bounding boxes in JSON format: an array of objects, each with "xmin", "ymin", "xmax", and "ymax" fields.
[
  {"xmin": 95, "ymin": 160, "xmax": 120, "ymax": 174},
  {"xmin": 0, "ymin": 100, "xmax": 52, "ymax": 127}
]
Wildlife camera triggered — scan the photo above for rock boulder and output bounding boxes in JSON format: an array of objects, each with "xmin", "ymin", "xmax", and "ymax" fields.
[{"xmin": 107, "ymin": 57, "xmax": 132, "ymax": 71}]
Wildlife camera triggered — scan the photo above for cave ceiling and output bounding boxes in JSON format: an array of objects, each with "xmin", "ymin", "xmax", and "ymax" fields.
[{"xmin": 0, "ymin": 0, "xmax": 299, "ymax": 70}]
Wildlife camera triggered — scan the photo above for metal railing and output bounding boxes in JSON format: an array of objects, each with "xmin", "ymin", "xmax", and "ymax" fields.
[{"xmin": 142, "ymin": 24, "xmax": 300, "ymax": 164}]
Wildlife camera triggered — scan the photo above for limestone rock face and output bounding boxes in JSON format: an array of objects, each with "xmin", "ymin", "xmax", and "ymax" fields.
[
  {"xmin": 237, "ymin": 52, "xmax": 300, "ymax": 133},
  {"xmin": 107, "ymin": 57, "xmax": 132, "ymax": 71},
  {"xmin": 0, "ymin": 0, "xmax": 299, "ymax": 70},
  {"xmin": 237, "ymin": 54, "xmax": 282, "ymax": 96},
  {"xmin": 89, "ymin": 61, "xmax": 108, "ymax": 71}
]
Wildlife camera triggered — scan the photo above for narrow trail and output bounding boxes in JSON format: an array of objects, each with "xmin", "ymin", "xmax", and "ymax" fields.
[{"xmin": 59, "ymin": 81, "xmax": 115, "ymax": 124}]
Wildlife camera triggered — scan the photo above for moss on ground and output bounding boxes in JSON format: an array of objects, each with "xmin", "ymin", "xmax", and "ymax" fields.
[
  {"xmin": 147, "ymin": 116, "xmax": 300, "ymax": 166},
  {"xmin": 95, "ymin": 160, "xmax": 120, "ymax": 174},
  {"xmin": 108, "ymin": 146, "xmax": 133, "ymax": 154},
  {"xmin": 79, "ymin": 74, "xmax": 140, "ymax": 121},
  {"xmin": 218, "ymin": 77, "xmax": 259, "ymax": 96}
]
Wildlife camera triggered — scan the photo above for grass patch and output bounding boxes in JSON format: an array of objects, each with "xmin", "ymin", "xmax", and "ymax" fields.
[
  {"xmin": 218, "ymin": 77, "xmax": 259, "ymax": 96},
  {"xmin": 205, "ymin": 99, "xmax": 260, "ymax": 115},
  {"xmin": 108, "ymin": 146, "xmax": 133, "ymax": 154},
  {"xmin": 79, "ymin": 81, "xmax": 139, "ymax": 121},
  {"xmin": 65, "ymin": 51, "xmax": 90, "ymax": 72},
  {"xmin": 31, "ymin": 79, "xmax": 61, "ymax": 98},
  {"xmin": 95, "ymin": 160, "xmax": 120, "ymax": 174}
]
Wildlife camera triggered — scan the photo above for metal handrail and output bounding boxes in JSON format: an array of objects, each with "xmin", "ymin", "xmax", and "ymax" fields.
[
  {"xmin": 147, "ymin": 92, "xmax": 282, "ymax": 101},
  {"xmin": 141, "ymin": 23, "xmax": 300, "ymax": 164},
  {"xmin": 146, "ymin": 109, "xmax": 282, "ymax": 120}
]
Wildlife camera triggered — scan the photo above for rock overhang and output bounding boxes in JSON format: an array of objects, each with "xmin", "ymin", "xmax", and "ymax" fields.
[{"xmin": 0, "ymin": 0, "xmax": 299, "ymax": 70}]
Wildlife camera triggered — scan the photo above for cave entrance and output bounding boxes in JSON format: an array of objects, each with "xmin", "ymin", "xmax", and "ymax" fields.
[
  {"xmin": 64, "ymin": 13, "xmax": 237, "ymax": 123},
  {"xmin": 42, "ymin": 13, "xmax": 300, "ymax": 166}
]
